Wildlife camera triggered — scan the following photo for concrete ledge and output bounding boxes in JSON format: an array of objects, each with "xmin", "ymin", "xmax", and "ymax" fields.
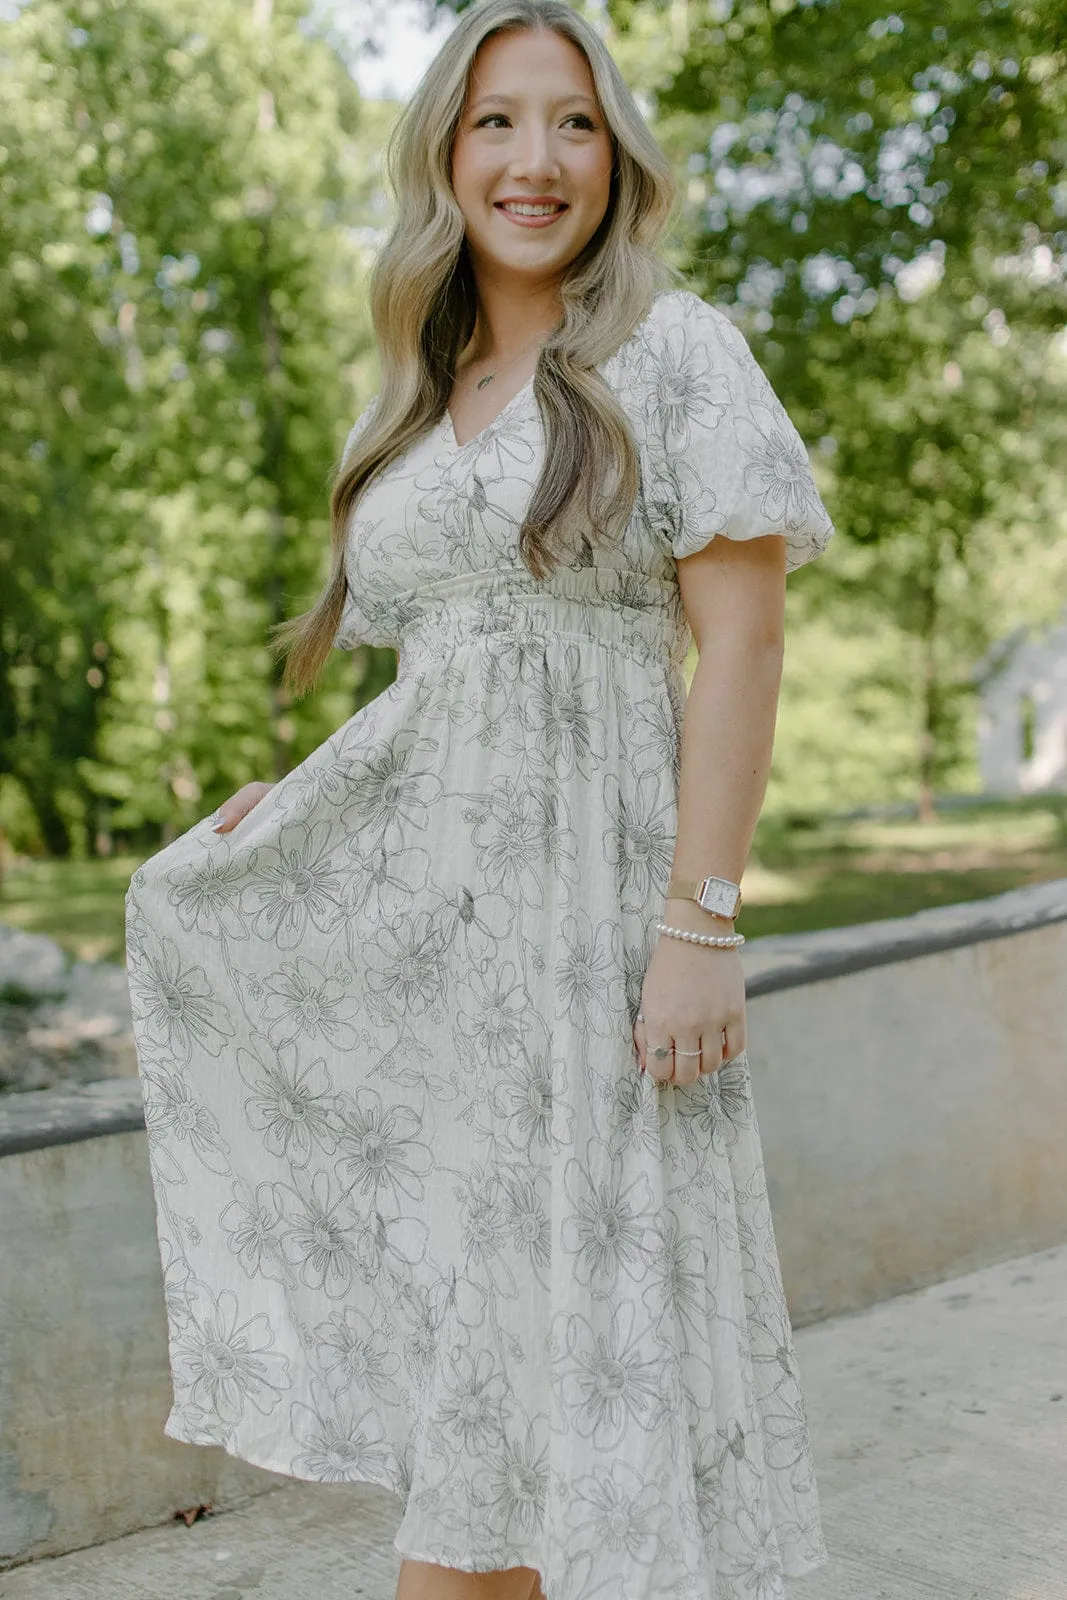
[
  {"xmin": 0, "ymin": 1078, "xmax": 145, "ymax": 1159},
  {"xmin": 745, "ymin": 889, "xmax": 1067, "ymax": 1324},
  {"xmin": 0, "ymin": 1130, "xmax": 285, "ymax": 1571},
  {"xmin": 743, "ymin": 874, "xmax": 1067, "ymax": 995},
  {"xmin": 2, "ymin": 877, "xmax": 1066, "ymax": 1568}
]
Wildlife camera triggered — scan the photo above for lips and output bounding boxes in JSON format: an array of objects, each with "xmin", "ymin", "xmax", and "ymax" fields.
[{"xmin": 493, "ymin": 199, "xmax": 570, "ymax": 231}]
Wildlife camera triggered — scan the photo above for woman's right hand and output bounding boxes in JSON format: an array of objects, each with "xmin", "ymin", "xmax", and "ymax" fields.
[{"xmin": 210, "ymin": 781, "xmax": 275, "ymax": 833}]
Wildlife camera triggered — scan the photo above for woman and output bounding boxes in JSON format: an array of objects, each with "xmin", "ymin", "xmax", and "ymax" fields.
[{"xmin": 125, "ymin": 3, "xmax": 835, "ymax": 1596}]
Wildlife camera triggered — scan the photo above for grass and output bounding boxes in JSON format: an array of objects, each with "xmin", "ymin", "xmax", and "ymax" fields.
[
  {"xmin": 1, "ymin": 794, "xmax": 1066, "ymax": 963},
  {"xmin": 742, "ymin": 792, "xmax": 1067, "ymax": 938},
  {"xmin": 0, "ymin": 854, "xmax": 139, "ymax": 964}
]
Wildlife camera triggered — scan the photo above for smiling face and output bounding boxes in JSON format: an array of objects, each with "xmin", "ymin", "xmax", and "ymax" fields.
[{"xmin": 450, "ymin": 27, "xmax": 615, "ymax": 291}]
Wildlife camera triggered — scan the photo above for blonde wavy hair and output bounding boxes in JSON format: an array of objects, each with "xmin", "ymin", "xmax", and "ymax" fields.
[{"xmin": 277, "ymin": 0, "xmax": 677, "ymax": 695}]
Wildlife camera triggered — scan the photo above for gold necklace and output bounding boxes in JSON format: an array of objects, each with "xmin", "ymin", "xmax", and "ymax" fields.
[{"xmin": 463, "ymin": 329, "xmax": 549, "ymax": 392}]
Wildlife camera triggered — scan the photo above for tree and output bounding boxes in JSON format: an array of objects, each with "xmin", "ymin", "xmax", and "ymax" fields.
[
  {"xmin": 432, "ymin": 0, "xmax": 1067, "ymax": 805},
  {"xmin": 644, "ymin": 0, "xmax": 1067, "ymax": 808},
  {"xmin": 0, "ymin": 0, "xmax": 393, "ymax": 852}
]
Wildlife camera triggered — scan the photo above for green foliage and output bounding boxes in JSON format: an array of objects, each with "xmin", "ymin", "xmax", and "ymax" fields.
[
  {"xmin": 0, "ymin": 0, "xmax": 393, "ymax": 854},
  {"xmin": 648, "ymin": 0, "xmax": 1067, "ymax": 805},
  {"xmin": 4, "ymin": 0, "xmax": 1067, "ymax": 866}
]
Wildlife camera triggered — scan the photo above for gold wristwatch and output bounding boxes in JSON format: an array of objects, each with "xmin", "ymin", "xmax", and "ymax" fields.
[{"xmin": 666, "ymin": 873, "xmax": 743, "ymax": 920}]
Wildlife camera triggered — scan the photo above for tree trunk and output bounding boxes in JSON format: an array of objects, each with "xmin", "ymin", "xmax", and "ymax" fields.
[
  {"xmin": 25, "ymin": 781, "xmax": 72, "ymax": 857},
  {"xmin": 917, "ymin": 536, "xmax": 941, "ymax": 825}
]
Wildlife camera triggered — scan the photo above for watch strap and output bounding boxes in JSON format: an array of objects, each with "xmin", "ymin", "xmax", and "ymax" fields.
[{"xmin": 666, "ymin": 874, "xmax": 743, "ymax": 916}]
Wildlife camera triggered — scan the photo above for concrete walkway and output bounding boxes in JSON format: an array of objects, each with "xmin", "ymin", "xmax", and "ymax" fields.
[{"xmin": 3, "ymin": 1243, "xmax": 1065, "ymax": 1600}]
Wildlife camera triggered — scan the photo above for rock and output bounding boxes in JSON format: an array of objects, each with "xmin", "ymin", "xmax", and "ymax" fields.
[
  {"xmin": 0, "ymin": 925, "xmax": 136, "ymax": 1093},
  {"xmin": 0, "ymin": 925, "xmax": 69, "ymax": 999}
]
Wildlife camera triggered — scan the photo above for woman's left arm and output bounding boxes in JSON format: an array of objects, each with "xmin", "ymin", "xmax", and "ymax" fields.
[{"xmin": 634, "ymin": 530, "xmax": 787, "ymax": 1086}]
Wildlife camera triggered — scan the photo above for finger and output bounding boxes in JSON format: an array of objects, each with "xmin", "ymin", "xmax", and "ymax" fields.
[
  {"xmin": 212, "ymin": 781, "xmax": 273, "ymax": 832},
  {"xmin": 699, "ymin": 1028, "xmax": 726, "ymax": 1076},
  {"xmin": 722, "ymin": 1017, "xmax": 746, "ymax": 1065},
  {"xmin": 632, "ymin": 1014, "xmax": 647, "ymax": 1073},
  {"xmin": 645, "ymin": 1032, "xmax": 675, "ymax": 1086},
  {"xmin": 671, "ymin": 1036, "xmax": 702, "ymax": 1088}
]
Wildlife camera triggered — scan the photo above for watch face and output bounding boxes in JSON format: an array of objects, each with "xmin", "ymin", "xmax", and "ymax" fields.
[{"xmin": 698, "ymin": 878, "xmax": 738, "ymax": 917}]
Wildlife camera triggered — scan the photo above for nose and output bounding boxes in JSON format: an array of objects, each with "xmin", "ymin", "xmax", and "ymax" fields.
[{"xmin": 506, "ymin": 121, "xmax": 562, "ymax": 184}]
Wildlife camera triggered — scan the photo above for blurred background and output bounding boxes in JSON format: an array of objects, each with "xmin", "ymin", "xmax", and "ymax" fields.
[{"xmin": 2, "ymin": 0, "xmax": 1067, "ymax": 969}]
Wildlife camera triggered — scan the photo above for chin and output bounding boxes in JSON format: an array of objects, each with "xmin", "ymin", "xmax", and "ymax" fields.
[
  {"xmin": 474, "ymin": 243, "xmax": 568, "ymax": 278},
  {"xmin": 508, "ymin": 234, "xmax": 590, "ymax": 268}
]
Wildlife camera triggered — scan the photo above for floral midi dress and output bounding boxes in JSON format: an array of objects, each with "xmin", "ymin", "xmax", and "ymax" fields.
[{"xmin": 125, "ymin": 288, "xmax": 835, "ymax": 1600}]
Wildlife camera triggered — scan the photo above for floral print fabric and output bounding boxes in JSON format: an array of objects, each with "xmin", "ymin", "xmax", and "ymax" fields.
[{"xmin": 126, "ymin": 290, "xmax": 833, "ymax": 1599}]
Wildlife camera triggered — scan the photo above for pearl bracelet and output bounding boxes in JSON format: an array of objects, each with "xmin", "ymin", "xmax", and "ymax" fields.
[{"xmin": 654, "ymin": 919, "xmax": 745, "ymax": 949}]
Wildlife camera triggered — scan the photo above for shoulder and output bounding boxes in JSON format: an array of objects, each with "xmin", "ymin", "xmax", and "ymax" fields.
[
  {"xmin": 609, "ymin": 290, "xmax": 772, "ymax": 423},
  {"xmin": 617, "ymin": 289, "xmax": 760, "ymax": 389},
  {"xmin": 643, "ymin": 289, "xmax": 757, "ymax": 368},
  {"xmin": 645, "ymin": 287, "xmax": 732, "ymax": 332},
  {"xmin": 642, "ymin": 288, "xmax": 738, "ymax": 342}
]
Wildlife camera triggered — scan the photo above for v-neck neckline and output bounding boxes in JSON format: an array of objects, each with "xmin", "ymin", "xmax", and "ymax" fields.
[{"xmin": 443, "ymin": 375, "xmax": 534, "ymax": 451}]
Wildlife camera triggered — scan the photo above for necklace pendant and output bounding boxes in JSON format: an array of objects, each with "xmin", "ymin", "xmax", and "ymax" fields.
[{"xmin": 476, "ymin": 373, "xmax": 495, "ymax": 390}]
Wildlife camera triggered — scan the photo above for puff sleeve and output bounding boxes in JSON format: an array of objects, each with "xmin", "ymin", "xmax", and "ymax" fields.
[
  {"xmin": 641, "ymin": 291, "xmax": 834, "ymax": 572},
  {"xmin": 339, "ymin": 393, "xmax": 379, "ymax": 470}
]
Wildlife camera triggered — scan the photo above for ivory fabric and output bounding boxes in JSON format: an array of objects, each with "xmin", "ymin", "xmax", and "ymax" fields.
[{"xmin": 126, "ymin": 289, "xmax": 834, "ymax": 1598}]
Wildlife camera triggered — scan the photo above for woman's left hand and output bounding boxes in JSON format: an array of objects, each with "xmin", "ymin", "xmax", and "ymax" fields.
[{"xmin": 633, "ymin": 932, "xmax": 747, "ymax": 1088}]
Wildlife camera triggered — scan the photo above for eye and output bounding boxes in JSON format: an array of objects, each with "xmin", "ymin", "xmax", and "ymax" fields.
[
  {"xmin": 562, "ymin": 113, "xmax": 597, "ymax": 131},
  {"xmin": 475, "ymin": 113, "xmax": 511, "ymax": 129}
]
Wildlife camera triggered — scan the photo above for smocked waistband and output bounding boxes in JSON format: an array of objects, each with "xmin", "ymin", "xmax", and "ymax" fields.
[{"xmin": 392, "ymin": 567, "xmax": 689, "ymax": 671}]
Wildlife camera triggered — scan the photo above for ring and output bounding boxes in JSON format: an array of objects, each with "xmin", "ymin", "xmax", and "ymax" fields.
[
  {"xmin": 651, "ymin": 1045, "xmax": 672, "ymax": 1060},
  {"xmin": 675, "ymin": 1048, "xmax": 701, "ymax": 1057},
  {"xmin": 636, "ymin": 1010, "xmax": 644, "ymax": 1022}
]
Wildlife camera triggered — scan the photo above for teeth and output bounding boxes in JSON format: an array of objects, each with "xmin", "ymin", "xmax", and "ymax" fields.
[{"xmin": 500, "ymin": 202, "xmax": 564, "ymax": 216}]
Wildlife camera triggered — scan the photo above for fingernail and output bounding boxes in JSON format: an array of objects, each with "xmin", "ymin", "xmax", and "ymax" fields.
[{"xmin": 208, "ymin": 809, "xmax": 226, "ymax": 831}]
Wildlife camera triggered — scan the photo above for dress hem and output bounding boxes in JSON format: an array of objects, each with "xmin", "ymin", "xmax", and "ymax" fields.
[
  {"xmin": 162, "ymin": 1416, "xmax": 832, "ymax": 1591},
  {"xmin": 390, "ymin": 1541, "xmax": 832, "ymax": 1586},
  {"xmin": 162, "ymin": 1412, "xmax": 408, "ymax": 1501}
]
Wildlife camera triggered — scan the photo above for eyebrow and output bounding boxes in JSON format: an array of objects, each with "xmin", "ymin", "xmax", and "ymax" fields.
[{"xmin": 468, "ymin": 93, "xmax": 599, "ymax": 112}]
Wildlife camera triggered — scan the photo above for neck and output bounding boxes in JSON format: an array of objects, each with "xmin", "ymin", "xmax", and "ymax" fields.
[{"xmin": 464, "ymin": 263, "xmax": 563, "ymax": 363}]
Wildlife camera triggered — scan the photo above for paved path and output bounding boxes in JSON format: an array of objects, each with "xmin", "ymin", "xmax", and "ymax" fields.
[{"xmin": 3, "ymin": 1243, "xmax": 1065, "ymax": 1600}]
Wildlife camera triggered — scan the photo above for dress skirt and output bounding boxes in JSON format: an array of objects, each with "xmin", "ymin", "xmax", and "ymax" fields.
[{"xmin": 126, "ymin": 573, "xmax": 829, "ymax": 1600}]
